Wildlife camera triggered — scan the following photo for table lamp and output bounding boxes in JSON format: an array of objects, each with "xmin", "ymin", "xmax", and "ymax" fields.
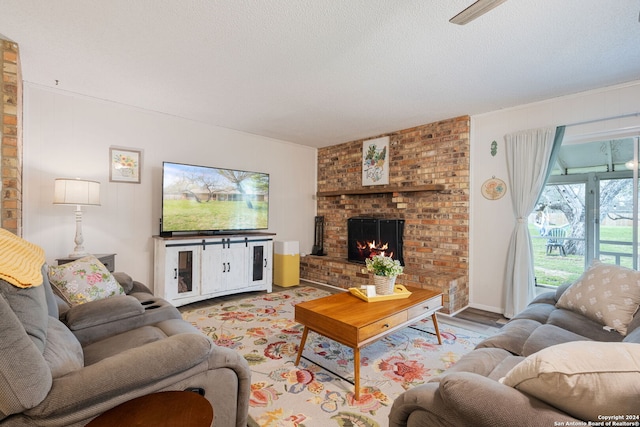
[{"xmin": 53, "ymin": 178, "xmax": 101, "ymax": 257}]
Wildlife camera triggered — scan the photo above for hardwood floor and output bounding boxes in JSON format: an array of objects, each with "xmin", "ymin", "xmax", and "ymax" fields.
[{"xmin": 455, "ymin": 307, "xmax": 508, "ymax": 329}]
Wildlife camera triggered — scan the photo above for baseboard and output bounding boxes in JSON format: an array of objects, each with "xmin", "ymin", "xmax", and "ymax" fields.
[{"xmin": 468, "ymin": 302, "xmax": 504, "ymax": 314}]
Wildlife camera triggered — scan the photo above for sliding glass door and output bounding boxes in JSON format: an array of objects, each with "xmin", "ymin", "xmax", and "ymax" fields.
[
  {"xmin": 529, "ymin": 136, "xmax": 640, "ymax": 287},
  {"xmin": 598, "ymin": 177, "xmax": 639, "ymax": 270}
]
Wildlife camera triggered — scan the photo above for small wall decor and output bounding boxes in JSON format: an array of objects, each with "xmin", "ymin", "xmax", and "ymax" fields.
[
  {"xmin": 109, "ymin": 147, "xmax": 142, "ymax": 183},
  {"xmin": 481, "ymin": 176, "xmax": 506, "ymax": 200},
  {"xmin": 362, "ymin": 136, "xmax": 389, "ymax": 186},
  {"xmin": 491, "ymin": 140, "xmax": 498, "ymax": 156}
]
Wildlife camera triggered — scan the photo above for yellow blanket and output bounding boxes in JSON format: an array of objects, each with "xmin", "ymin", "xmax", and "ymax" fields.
[{"xmin": 0, "ymin": 228, "xmax": 45, "ymax": 288}]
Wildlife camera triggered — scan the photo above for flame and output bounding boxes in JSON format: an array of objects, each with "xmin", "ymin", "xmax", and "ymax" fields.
[{"xmin": 355, "ymin": 240, "xmax": 394, "ymax": 259}]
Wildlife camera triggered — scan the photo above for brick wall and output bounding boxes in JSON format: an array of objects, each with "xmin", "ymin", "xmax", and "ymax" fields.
[
  {"xmin": 1, "ymin": 39, "xmax": 22, "ymax": 235},
  {"xmin": 300, "ymin": 116, "xmax": 470, "ymax": 313}
]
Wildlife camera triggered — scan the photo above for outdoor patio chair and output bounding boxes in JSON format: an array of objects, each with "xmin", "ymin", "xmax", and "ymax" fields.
[{"xmin": 546, "ymin": 227, "xmax": 567, "ymax": 256}]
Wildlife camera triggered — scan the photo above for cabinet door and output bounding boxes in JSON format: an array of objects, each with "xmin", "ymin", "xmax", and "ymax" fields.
[
  {"xmin": 200, "ymin": 244, "xmax": 222, "ymax": 295},
  {"xmin": 223, "ymin": 243, "xmax": 247, "ymax": 291},
  {"xmin": 164, "ymin": 246, "xmax": 201, "ymax": 301},
  {"xmin": 201, "ymin": 241, "xmax": 246, "ymax": 294},
  {"xmin": 248, "ymin": 241, "xmax": 272, "ymax": 287}
]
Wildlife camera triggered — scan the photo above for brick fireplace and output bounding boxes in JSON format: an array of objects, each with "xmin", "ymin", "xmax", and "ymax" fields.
[{"xmin": 300, "ymin": 116, "xmax": 470, "ymax": 314}]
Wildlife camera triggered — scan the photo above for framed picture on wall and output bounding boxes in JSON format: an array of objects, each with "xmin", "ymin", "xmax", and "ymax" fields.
[
  {"xmin": 109, "ymin": 147, "xmax": 142, "ymax": 183},
  {"xmin": 362, "ymin": 136, "xmax": 389, "ymax": 186}
]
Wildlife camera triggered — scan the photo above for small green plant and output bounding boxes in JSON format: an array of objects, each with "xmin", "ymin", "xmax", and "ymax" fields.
[{"xmin": 364, "ymin": 255, "xmax": 404, "ymax": 277}]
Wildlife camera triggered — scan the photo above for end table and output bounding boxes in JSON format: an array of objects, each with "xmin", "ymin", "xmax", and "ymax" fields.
[
  {"xmin": 56, "ymin": 253, "xmax": 116, "ymax": 272},
  {"xmin": 86, "ymin": 390, "xmax": 213, "ymax": 427}
]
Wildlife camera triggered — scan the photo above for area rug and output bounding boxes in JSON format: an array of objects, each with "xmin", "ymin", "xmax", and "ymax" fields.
[{"xmin": 181, "ymin": 286, "xmax": 490, "ymax": 427}]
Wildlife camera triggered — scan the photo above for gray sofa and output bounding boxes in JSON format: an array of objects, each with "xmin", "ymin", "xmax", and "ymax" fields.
[
  {"xmin": 389, "ymin": 261, "xmax": 640, "ymax": 426},
  {"xmin": 0, "ymin": 262, "xmax": 251, "ymax": 427}
]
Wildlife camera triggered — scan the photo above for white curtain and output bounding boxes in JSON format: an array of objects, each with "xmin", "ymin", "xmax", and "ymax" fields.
[{"xmin": 504, "ymin": 126, "xmax": 564, "ymax": 318}]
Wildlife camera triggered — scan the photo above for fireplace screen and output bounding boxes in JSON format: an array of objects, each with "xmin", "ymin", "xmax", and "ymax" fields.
[{"xmin": 347, "ymin": 217, "xmax": 404, "ymax": 265}]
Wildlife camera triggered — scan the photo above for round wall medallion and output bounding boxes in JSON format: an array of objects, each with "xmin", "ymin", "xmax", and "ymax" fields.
[{"xmin": 481, "ymin": 177, "xmax": 506, "ymax": 200}]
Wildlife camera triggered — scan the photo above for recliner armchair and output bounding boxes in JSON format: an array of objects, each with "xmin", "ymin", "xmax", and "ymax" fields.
[{"xmin": 0, "ymin": 259, "xmax": 251, "ymax": 427}]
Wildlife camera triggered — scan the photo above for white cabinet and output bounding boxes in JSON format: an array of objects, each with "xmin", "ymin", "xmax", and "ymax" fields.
[{"xmin": 154, "ymin": 234, "xmax": 274, "ymax": 307}]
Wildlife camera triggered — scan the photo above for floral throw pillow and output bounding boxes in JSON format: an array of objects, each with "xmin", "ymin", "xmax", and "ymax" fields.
[{"xmin": 48, "ymin": 255, "xmax": 124, "ymax": 305}]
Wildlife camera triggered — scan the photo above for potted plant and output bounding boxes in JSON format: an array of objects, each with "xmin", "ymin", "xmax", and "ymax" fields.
[{"xmin": 364, "ymin": 255, "xmax": 404, "ymax": 295}]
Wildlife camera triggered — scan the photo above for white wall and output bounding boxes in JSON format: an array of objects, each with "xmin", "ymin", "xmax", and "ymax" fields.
[
  {"xmin": 22, "ymin": 84, "xmax": 317, "ymax": 289},
  {"xmin": 470, "ymin": 80, "xmax": 640, "ymax": 313},
  {"xmin": 22, "ymin": 80, "xmax": 640, "ymax": 310}
]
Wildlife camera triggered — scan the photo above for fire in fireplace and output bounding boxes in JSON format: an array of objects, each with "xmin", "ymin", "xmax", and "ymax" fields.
[{"xmin": 347, "ymin": 217, "xmax": 404, "ymax": 265}]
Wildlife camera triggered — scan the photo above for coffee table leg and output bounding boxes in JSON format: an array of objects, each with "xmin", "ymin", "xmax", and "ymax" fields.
[
  {"xmin": 295, "ymin": 326, "xmax": 309, "ymax": 365},
  {"xmin": 432, "ymin": 313, "xmax": 442, "ymax": 345},
  {"xmin": 353, "ymin": 347, "xmax": 360, "ymax": 400}
]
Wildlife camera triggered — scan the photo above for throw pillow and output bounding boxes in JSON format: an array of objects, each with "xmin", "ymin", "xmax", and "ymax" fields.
[
  {"xmin": 556, "ymin": 260, "xmax": 640, "ymax": 335},
  {"xmin": 48, "ymin": 255, "xmax": 124, "ymax": 305},
  {"xmin": 500, "ymin": 341, "xmax": 640, "ymax": 421}
]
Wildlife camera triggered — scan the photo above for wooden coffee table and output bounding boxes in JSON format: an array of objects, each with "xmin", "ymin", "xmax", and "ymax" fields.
[{"xmin": 294, "ymin": 286, "xmax": 443, "ymax": 400}]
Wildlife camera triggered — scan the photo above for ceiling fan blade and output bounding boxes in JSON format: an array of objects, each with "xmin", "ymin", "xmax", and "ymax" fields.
[{"xmin": 449, "ymin": 0, "xmax": 508, "ymax": 25}]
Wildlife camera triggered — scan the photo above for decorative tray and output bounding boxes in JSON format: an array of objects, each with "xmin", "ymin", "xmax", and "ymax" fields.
[{"xmin": 348, "ymin": 284, "xmax": 412, "ymax": 302}]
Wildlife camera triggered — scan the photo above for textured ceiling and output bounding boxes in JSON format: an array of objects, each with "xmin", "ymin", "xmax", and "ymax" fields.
[{"xmin": 1, "ymin": 0, "xmax": 639, "ymax": 148}]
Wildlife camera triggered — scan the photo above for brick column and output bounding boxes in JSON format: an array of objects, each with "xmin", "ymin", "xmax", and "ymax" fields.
[{"xmin": 1, "ymin": 39, "xmax": 22, "ymax": 235}]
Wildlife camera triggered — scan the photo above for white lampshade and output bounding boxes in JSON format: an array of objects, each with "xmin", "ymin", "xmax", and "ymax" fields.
[{"xmin": 53, "ymin": 178, "xmax": 101, "ymax": 206}]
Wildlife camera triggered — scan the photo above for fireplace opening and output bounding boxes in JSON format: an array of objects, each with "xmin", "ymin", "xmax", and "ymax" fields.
[{"xmin": 347, "ymin": 217, "xmax": 404, "ymax": 265}]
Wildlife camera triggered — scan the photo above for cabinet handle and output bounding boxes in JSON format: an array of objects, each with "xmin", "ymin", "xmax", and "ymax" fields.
[
  {"xmin": 383, "ymin": 323, "xmax": 389, "ymax": 328},
  {"xmin": 173, "ymin": 268, "xmax": 177, "ymax": 279},
  {"xmin": 227, "ymin": 262, "xmax": 231, "ymax": 272},
  {"xmin": 264, "ymin": 258, "xmax": 267, "ymax": 268},
  {"xmin": 424, "ymin": 305, "xmax": 430, "ymax": 310},
  {"xmin": 223, "ymin": 263, "xmax": 226, "ymax": 273}
]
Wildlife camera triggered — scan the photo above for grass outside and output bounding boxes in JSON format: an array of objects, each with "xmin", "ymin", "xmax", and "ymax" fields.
[
  {"xmin": 531, "ymin": 224, "xmax": 637, "ymax": 287},
  {"xmin": 163, "ymin": 200, "xmax": 268, "ymax": 231}
]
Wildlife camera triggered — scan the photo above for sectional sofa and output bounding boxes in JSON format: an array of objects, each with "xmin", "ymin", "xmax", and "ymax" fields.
[{"xmin": 389, "ymin": 260, "xmax": 640, "ymax": 426}]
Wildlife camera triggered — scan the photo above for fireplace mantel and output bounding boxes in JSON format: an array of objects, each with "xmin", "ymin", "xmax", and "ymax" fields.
[{"xmin": 317, "ymin": 184, "xmax": 445, "ymax": 197}]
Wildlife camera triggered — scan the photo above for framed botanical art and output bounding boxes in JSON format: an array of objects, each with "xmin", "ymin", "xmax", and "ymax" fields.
[
  {"xmin": 109, "ymin": 147, "xmax": 142, "ymax": 183},
  {"xmin": 362, "ymin": 136, "xmax": 389, "ymax": 186}
]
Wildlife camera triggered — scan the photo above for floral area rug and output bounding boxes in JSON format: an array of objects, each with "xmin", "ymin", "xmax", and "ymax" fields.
[{"xmin": 181, "ymin": 286, "xmax": 489, "ymax": 427}]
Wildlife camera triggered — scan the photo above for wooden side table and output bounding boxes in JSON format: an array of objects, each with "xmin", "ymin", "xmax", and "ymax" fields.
[
  {"xmin": 86, "ymin": 391, "xmax": 213, "ymax": 427},
  {"xmin": 56, "ymin": 253, "xmax": 116, "ymax": 272}
]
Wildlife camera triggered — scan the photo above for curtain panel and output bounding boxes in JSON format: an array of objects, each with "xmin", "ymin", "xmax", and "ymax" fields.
[{"xmin": 503, "ymin": 126, "xmax": 565, "ymax": 318}]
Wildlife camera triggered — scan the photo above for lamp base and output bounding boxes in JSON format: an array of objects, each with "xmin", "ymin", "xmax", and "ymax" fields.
[
  {"xmin": 68, "ymin": 250, "xmax": 89, "ymax": 258},
  {"xmin": 69, "ymin": 207, "xmax": 88, "ymax": 259}
]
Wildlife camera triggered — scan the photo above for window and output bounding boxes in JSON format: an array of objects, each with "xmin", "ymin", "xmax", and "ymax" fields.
[{"xmin": 530, "ymin": 136, "xmax": 640, "ymax": 287}]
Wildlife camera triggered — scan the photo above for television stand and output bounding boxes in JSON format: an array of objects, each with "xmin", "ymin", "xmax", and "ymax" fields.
[{"xmin": 153, "ymin": 233, "xmax": 275, "ymax": 307}]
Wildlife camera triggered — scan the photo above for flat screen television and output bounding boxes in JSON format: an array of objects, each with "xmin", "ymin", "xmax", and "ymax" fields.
[{"xmin": 161, "ymin": 161, "xmax": 269, "ymax": 235}]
